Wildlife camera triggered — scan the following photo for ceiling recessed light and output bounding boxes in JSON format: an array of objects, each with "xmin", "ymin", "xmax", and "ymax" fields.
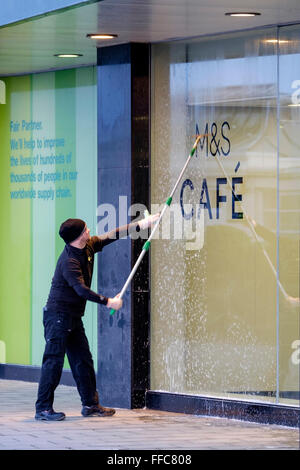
[
  {"xmin": 225, "ymin": 12, "xmax": 261, "ymax": 17},
  {"xmin": 86, "ymin": 33, "xmax": 118, "ymax": 40},
  {"xmin": 54, "ymin": 54, "xmax": 83, "ymax": 58},
  {"xmin": 265, "ymin": 39, "xmax": 289, "ymax": 44}
]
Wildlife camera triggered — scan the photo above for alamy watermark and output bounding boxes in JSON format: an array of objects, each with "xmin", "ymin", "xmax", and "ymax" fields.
[{"xmin": 96, "ymin": 196, "xmax": 204, "ymax": 251}]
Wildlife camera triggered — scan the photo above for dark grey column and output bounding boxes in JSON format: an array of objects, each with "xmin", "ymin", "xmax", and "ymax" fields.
[{"xmin": 97, "ymin": 43, "xmax": 150, "ymax": 409}]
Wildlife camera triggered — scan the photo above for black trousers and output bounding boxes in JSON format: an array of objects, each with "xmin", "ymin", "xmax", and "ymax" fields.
[{"xmin": 35, "ymin": 308, "xmax": 98, "ymax": 412}]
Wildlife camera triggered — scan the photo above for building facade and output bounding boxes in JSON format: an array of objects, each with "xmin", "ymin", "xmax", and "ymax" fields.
[{"xmin": 0, "ymin": 1, "xmax": 299, "ymax": 427}]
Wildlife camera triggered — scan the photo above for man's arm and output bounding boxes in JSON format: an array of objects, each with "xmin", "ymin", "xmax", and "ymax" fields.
[
  {"xmin": 62, "ymin": 258, "xmax": 123, "ymax": 310},
  {"xmin": 91, "ymin": 221, "xmax": 140, "ymax": 253},
  {"xmin": 62, "ymin": 258, "xmax": 108, "ymax": 305},
  {"xmin": 92, "ymin": 213, "xmax": 160, "ymax": 253}
]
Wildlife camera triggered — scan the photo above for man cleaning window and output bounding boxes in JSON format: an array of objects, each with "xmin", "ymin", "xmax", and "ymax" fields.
[{"xmin": 35, "ymin": 214, "xmax": 158, "ymax": 421}]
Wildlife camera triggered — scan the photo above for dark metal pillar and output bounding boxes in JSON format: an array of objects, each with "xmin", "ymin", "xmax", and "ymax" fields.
[{"xmin": 97, "ymin": 43, "xmax": 150, "ymax": 409}]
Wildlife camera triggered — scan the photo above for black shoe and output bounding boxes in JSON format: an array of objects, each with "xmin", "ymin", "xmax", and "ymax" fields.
[
  {"xmin": 81, "ymin": 404, "xmax": 115, "ymax": 417},
  {"xmin": 35, "ymin": 409, "xmax": 66, "ymax": 421}
]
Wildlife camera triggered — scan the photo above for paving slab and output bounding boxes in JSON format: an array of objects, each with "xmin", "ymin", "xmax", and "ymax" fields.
[{"xmin": 0, "ymin": 379, "xmax": 299, "ymax": 451}]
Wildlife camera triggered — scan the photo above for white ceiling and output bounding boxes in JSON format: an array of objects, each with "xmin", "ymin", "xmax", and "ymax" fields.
[{"xmin": 1, "ymin": 0, "xmax": 300, "ymax": 75}]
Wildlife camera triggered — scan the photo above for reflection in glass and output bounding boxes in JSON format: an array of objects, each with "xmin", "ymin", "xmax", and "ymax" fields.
[
  {"xmin": 151, "ymin": 28, "xmax": 299, "ymax": 406},
  {"xmin": 278, "ymin": 26, "xmax": 300, "ymax": 406}
]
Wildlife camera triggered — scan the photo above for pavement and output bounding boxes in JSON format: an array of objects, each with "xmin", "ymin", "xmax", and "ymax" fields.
[{"xmin": 0, "ymin": 379, "xmax": 299, "ymax": 452}]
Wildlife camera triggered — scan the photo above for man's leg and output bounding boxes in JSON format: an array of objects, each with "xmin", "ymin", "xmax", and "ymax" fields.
[
  {"xmin": 66, "ymin": 318, "xmax": 115, "ymax": 417},
  {"xmin": 35, "ymin": 311, "xmax": 67, "ymax": 420}
]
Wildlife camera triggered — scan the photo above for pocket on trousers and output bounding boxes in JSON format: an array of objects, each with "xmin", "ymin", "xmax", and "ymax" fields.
[
  {"xmin": 45, "ymin": 337, "xmax": 66, "ymax": 357},
  {"xmin": 56, "ymin": 313, "xmax": 72, "ymax": 333},
  {"xmin": 44, "ymin": 313, "xmax": 71, "ymax": 349},
  {"xmin": 45, "ymin": 313, "xmax": 71, "ymax": 334}
]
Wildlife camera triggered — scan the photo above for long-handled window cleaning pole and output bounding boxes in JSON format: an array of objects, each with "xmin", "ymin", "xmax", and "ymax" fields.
[{"xmin": 109, "ymin": 135, "xmax": 203, "ymax": 316}]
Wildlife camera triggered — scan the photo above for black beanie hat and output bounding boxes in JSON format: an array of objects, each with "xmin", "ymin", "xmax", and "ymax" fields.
[{"xmin": 59, "ymin": 218, "xmax": 86, "ymax": 244}]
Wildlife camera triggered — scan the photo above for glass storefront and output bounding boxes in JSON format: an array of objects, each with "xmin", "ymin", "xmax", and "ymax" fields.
[
  {"xmin": 278, "ymin": 25, "xmax": 300, "ymax": 405},
  {"xmin": 150, "ymin": 27, "xmax": 299, "ymax": 406}
]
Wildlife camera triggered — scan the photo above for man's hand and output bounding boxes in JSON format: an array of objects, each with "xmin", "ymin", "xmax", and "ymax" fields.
[
  {"xmin": 139, "ymin": 212, "xmax": 160, "ymax": 230},
  {"xmin": 107, "ymin": 294, "xmax": 123, "ymax": 311}
]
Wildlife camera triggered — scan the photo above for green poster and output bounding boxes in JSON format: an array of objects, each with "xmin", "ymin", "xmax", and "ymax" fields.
[{"xmin": 0, "ymin": 67, "xmax": 98, "ymax": 368}]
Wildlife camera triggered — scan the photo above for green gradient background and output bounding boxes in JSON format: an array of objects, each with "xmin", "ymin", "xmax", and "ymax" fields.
[{"xmin": 0, "ymin": 67, "xmax": 98, "ymax": 369}]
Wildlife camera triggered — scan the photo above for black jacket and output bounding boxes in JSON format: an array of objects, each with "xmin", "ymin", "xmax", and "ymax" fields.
[{"xmin": 46, "ymin": 222, "xmax": 140, "ymax": 316}]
